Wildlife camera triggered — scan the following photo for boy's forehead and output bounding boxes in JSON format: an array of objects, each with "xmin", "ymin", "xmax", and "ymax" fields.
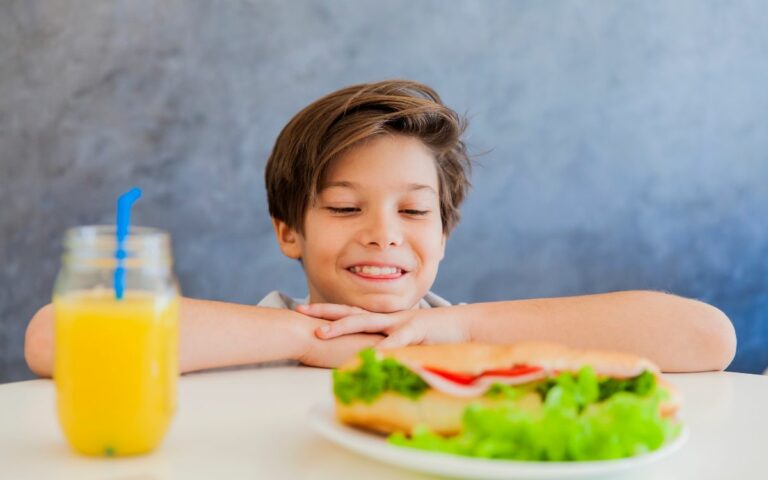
[
  {"xmin": 321, "ymin": 180, "xmax": 437, "ymax": 195},
  {"xmin": 320, "ymin": 135, "xmax": 440, "ymax": 192}
]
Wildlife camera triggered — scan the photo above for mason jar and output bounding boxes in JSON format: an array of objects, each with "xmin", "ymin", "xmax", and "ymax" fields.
[{"xmin": 52, "ymin": 225, "xmax": 179, "ymax": 456}]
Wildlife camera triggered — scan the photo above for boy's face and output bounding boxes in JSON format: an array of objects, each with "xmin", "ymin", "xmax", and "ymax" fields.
[{"xmin": 273, "ymin": 134, "xmax": 446, "ymax": 313}]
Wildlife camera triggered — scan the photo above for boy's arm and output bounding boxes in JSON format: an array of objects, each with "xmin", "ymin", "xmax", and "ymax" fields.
[
  {"xmin": 24, "ymin": 298, "xmax": 382, "ymax": 378},
  {"xmin": 311, "ymin": 290, "xmax": 737, "ymax": 372},
  {"xmin": 461, "ymin": 291, "xmax": 737, "ymax": 372}
]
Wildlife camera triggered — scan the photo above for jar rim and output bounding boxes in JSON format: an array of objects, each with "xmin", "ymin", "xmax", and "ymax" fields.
[
  {"xmin": 62, "ymin": 225, "xmax": 172, "ymax": 263},
  {"xmin": 64, "ymin": 225, "xmax": 168, "ymax": 239}
]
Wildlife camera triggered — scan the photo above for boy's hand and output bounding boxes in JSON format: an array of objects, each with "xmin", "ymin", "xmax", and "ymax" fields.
[
  {"xmin": 295, "ymin": 303, "xmax": 368, "ymax": 320},
  {"xmin": 292, "ymin": 311, "xmax": 384, "ymax": 368},
  {"xmin": 298, "ymin": 304, "xmax": 471, "ymax": 349},
  {"xmin": 298, "ymin": 331, "xmax": 385, "ymax": 368}
]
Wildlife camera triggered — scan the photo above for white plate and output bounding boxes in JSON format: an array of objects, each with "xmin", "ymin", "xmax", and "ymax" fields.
[{"xmin": 308, "ymin": 402, "xmax": 688, "ymax": 480}]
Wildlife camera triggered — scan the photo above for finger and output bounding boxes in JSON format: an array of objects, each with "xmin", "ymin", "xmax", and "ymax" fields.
[
  {"xmin": 376, "ymin": 325, "xmax": 425, "ymax": 349},
  {"xmin": 297, "ymin": 303, "xmax": 367, "ymax": 320},
  {"xmin": 315, "ymin": 314, "xmax": 399, "ymax": 339}
]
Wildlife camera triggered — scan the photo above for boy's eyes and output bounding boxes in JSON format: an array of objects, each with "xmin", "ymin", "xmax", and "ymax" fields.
[
  {"xmin": 324, "ymin": 207, "xmax": 430, "ymax": 216},
  {"xmin": 326, "ymin": 207, "xmax": 359, "ymax": 214}
]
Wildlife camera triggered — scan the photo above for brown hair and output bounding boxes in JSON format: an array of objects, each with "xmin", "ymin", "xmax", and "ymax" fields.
[{"xmin": 265, "ymin": 79, "xmax": 472, "ymax": 235}]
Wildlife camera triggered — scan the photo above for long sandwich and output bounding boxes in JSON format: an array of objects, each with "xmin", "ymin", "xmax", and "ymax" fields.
[{"xmin": 332, "ymin": 342, "xmax": 682, "ymax": 461}]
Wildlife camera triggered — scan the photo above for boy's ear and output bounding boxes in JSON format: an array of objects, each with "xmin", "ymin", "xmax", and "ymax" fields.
[
  {"xmin": 272, "ymin": 218, "xmax": 302, "ymax": 260},
  {"xmin": 439, "ymin": 233, "xmax": 447, "ymax": 260}
]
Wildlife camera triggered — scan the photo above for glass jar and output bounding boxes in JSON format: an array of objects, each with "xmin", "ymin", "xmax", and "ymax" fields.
[{"xmin": 53, "ymin": 225, "xmax": 180, "ymax": 456}]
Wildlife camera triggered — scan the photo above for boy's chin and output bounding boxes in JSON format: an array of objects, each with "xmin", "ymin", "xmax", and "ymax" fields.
[{"xmin": 351, "ymin": 293, "xmax": 421, "ymax": 313}]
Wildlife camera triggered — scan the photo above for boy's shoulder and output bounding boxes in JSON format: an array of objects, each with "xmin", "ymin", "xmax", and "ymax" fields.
[
  {"xmin": 257, "ymin": 290, "xmax": 456, "ymax": 309},
  {"xmin": 422, "ymin": 291, "xmax": 454, "ymax": 308},
  {"xmin": 257, "ymin": 291, "xmax": 307, "ymax": 310}
]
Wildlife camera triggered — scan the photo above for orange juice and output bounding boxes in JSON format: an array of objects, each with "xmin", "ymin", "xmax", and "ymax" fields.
[{"xmin": 53, "ymin": 289, "xmax": 179, "ymax": 456}]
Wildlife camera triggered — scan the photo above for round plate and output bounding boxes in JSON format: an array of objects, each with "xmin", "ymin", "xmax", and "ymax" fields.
[{"xmin": 308, "ymin": 402, "xmax": 688, "ymax": 480}]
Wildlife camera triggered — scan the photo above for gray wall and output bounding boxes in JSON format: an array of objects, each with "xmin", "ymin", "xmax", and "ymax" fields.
[{"xmin": 1, "ymin": 0, "xmax": 767, "ymax": 382}]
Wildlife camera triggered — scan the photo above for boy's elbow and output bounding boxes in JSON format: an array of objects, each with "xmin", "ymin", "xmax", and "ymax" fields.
[
  {"xmin": 636, "ymin": 291, "xmax": 736, "ymax": 372},
  {"xmin": 25, "ymin": 304, "xmax": 54, "ymax": 378},
  {"xmin": 692, "ymin": 301, "xmax": 737, "ymax": 371}
]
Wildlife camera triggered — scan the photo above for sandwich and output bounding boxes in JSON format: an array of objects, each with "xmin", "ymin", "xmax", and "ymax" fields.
[{"xmin": 332, "ymin": 342, "xmax": 682, "ymax": 461}]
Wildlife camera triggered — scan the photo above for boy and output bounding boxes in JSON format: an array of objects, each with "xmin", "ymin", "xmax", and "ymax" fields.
[{"xmin": 24, "ymin": 80, "xmax": 736, "ymax": 377}]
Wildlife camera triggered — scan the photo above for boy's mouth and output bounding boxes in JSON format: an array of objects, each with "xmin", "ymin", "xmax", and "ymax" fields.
[{"xmin": 347, "ymin": 265, "xmax": 407, "ymax": 280}]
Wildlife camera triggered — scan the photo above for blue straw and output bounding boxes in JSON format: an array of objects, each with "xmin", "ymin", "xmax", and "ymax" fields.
[{"xmin": 114, "ymin": 187, "xmax": 142, "ymax": 300}]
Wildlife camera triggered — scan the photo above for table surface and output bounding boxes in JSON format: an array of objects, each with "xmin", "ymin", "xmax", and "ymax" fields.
[{"xmin": 1, "ymin": 367, "xmax": 767, "ymax": 480}]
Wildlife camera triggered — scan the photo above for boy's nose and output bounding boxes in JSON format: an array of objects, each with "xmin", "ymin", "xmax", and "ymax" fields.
[{"xmin": 360, "ymin": 213, "xmax": 403, "ymax": 248}]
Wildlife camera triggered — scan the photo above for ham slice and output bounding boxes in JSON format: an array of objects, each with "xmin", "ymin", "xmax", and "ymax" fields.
[{"xmin": 402, "ymin": 362, "xmax": 549, "ymax": 398}]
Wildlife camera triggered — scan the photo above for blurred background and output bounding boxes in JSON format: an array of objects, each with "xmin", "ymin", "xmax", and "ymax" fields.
[{"xmin": 1, "ymin": 0, "xmax": 766, "ymax": 383}]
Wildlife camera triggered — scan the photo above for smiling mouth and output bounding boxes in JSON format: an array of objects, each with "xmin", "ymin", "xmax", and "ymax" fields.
[{"xmin": 347, "ymin": 265, "xmax": 407, "ymax": 279}]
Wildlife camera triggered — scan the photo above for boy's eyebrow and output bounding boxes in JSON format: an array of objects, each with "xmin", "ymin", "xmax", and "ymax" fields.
[{"xmin": 322, "ymin": 181, "xmax": 437, "ymax": 195}]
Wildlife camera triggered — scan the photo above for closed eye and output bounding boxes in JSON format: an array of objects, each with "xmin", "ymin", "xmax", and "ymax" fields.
[
  {"xmin": 326, "ymin": 207, "xmax": 360, "ymax": 214},
  {"xmin": 325, "ymin": 207, "xmax": 430, "ymax": 216}
]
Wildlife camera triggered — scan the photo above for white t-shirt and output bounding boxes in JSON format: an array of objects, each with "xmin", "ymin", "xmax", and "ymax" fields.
[{"xmin": 257, "ymin": 290, "xmax": 454, "ymax": 309}]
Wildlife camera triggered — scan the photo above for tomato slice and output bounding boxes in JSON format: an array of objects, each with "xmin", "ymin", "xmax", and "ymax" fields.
[
  {"xmin": 423, "ymin": 364, "xmax": 543, "ymax": 385},
  {"xmin": 423, "ymin": 367, "xmax": 478, "ymax": 385}
]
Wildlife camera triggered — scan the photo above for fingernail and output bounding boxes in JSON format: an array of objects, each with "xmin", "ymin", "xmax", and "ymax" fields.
[{"xmin": 319, "ymin": 325, "xmax": 331, "ymax": 335}]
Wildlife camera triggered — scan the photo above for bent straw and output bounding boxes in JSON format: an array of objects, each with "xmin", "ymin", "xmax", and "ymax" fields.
[{"xmin": 114, "ymin": 187, "xmax": 142, "ymax": 300}]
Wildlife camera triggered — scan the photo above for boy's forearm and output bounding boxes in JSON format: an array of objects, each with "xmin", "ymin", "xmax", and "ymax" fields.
[
  {"xmin": 24, "ymin": 298, "xmax": 309, "ymax": 378},
  {"xmin": 178, "ymin": 299, "xmax": 307, "ymax": 373},
  {"xmin": 453, "ymin": 290, "xmax": 736, "ymax": 372}
]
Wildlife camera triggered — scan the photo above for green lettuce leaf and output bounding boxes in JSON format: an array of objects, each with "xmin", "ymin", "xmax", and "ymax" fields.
[
  {"xmin": 490, "ymin": 367, "xmax": 661, "ymax": 410},
  {"xmin": 389, "ymin": 366, "xmax": 679, "ymax": 461},
  {"xmin": 333, "ymin": 348, "xmax": 428, "ymax": 404}
]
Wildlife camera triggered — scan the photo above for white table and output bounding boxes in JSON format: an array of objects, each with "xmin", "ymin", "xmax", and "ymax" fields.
[{"xmin": 1, "ymin": 367, "xmax": 767, "ymax": 479}]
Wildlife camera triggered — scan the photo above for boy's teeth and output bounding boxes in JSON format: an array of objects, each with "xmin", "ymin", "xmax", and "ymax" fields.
[{"xmin": 350, "ymin": 265, "xmax": 401, "ymax": 276}]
